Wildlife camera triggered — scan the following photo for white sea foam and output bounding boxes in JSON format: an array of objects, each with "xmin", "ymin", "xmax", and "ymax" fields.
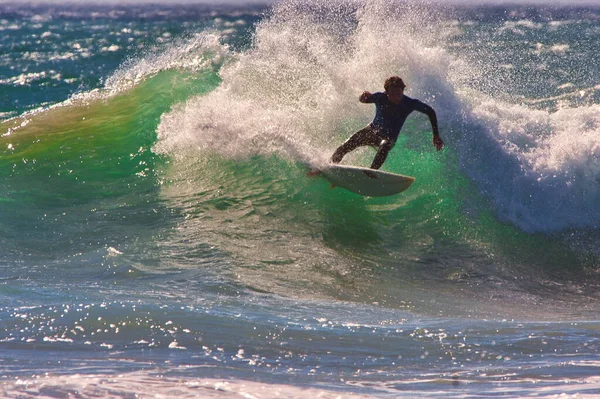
[
  {"xmin": 4, "ymin": 369, "xmax": 600, "ymax": 399},
  {"xmin": 1, "ymin": 372, "xmax": 377, "ymax": 399}
]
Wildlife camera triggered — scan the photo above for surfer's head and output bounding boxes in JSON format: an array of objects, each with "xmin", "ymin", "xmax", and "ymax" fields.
[{"xmin": 384, "ymin": 76, "xmax": 405, "ymax": 104}]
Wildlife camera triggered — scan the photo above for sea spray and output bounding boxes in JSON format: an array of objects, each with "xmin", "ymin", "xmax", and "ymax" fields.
[
  {"xmin": 155, "ymin": 0, "xmax": 600, "ymax": 233},
  {"xmin": 154, "ymin": 0, "xmax": 457, "ymax": 165}
]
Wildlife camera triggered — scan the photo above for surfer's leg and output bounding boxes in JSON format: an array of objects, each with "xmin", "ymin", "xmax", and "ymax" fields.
[
  {"xmin": 370, "ymin": 139, "xmax": 393, "ymax": 169},
  {"xmin": 331, "ymin": 127, "xmax": 380, "ymax": 163}
]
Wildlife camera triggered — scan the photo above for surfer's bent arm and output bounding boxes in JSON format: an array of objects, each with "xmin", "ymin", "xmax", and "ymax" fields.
[
  {"xmin": 421, "ymin": 104, "xmax": 444, "ymax": 151},
  {"xmin": 359, "ymin": 91, "xmax": 373, "ymax": 103}
]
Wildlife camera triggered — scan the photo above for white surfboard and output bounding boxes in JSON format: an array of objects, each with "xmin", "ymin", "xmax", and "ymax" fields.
[{"xmin": 314, "ymin": 164, "xmax": 415, "ymax": 197}]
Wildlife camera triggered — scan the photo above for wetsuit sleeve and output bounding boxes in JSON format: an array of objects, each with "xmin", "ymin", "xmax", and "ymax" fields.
[
  {"xmin": 364, "ymin": 92, "xmax": 386, "ymax": 104},
  {"xmin": 411, "ymin": 98, "xmax": 432, "ymax": 113}
]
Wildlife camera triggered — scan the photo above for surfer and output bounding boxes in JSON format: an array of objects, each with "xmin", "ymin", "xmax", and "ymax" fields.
[{"xmin": 331, "ymin": 76, "xmax": 444, "ymax": 169}]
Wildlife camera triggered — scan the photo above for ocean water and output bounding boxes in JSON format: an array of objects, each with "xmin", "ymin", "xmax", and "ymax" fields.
[{"xmin": 1, "ymin": 0, "xmax": 600, "ymax": 397}]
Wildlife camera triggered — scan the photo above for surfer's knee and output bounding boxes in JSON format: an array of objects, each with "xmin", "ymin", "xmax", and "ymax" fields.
[
  {"xmin": 380, "ymin": 139, "xmax": 393, "ymax": 150},
  {"xmin": 370, "ymin": 140, "xmax": 393, "ymax": 169}
]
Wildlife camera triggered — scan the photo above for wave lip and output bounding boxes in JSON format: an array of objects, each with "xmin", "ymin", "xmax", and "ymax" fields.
[{"xmin": 456, "ymin": 98, "xmax": 600, "ymax": 233}]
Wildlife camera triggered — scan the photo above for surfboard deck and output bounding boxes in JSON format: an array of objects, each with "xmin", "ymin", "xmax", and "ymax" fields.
[{"xmin": 310, "ymin": 164, "xmax": 415, "ymax": 197}]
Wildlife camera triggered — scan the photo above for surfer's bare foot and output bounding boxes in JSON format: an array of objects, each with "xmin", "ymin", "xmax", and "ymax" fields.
[{"xmin": 306, "ymin": 170, "xmax": 321, "ymax": 177}]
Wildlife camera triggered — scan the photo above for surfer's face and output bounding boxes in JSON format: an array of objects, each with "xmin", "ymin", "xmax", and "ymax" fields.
[{"xmin": 386, "ymin": 86, "xmax": 404, "ymax": 104}]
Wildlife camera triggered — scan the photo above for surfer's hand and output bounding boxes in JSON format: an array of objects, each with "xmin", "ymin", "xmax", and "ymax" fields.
[
  {"xmin": 359, "ymin": 91, "xmax": 372, "ymax": 103},
  {"xmin": 433, "ymin": 134, "xmax": 444, "ymax": 151}
]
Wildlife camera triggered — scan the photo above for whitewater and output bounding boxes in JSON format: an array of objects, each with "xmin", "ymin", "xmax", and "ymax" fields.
[{"xmin": 1, "ymin": 0, "xmax": 599, "ymax": 397}]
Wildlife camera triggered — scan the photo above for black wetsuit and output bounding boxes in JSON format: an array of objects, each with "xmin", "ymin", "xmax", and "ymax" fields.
[{"xmin": 331, "ymin": 92, "xmax": 430, "ymax": 169}]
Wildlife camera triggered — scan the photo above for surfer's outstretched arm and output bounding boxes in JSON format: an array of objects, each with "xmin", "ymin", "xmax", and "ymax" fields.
[{"xmin": 423, "ymin": 105, "xmax": 444, "ymax": 151}]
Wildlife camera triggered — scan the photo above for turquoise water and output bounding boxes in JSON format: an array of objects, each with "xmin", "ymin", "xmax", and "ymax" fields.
[{"xmin": 1, "ymin": 1, "xmax": 600, "ymax": 397}]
